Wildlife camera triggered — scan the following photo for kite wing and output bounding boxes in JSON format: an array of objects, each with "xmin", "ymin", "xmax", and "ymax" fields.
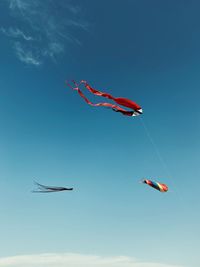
[
  {"xmin": 142, "ymin": 179, "xmax": 168, "ymax": 192},
  {"xmin": 67, "ymin": 80, "xmax": 143, "ymax": 116}
]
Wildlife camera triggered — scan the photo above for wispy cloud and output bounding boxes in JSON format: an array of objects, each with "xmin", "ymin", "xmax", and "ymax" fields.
[
  {"xmin": 0, "ymin": 252, "xmax": 184, "ymax": 267},
  {"xmin": 1, "ymin": 27, "xmax": 33, "ymax": 41},
  {"xmin": 1, "ymin": 0, "xmax": 88, "ymax": 66},
  {"xmin": 8, "ymin": 0, "xmax": 29, "ymax": 11},
  {"xmin": 14, "ymin": 42, "xmax": 41, "ymax": 66}
]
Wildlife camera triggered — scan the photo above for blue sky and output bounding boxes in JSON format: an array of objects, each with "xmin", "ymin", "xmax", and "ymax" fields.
[{"xmin": 0, "ymin": 1, "xmax": 200, "ymax": 267}]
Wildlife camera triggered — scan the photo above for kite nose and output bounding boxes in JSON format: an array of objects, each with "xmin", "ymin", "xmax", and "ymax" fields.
[
  {"xmin": 161, "ymin": 184, "xmax": 168, "ymax": 192},
  {"xmin": 132, "ymin": 108, "xmax": 143, "ymax": 116}
]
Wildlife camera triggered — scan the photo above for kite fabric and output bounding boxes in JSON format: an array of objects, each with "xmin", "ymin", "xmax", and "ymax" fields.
[
  {"xmin": 32, "ymin": 181, "xmax": 73, "ymax": 193},
  {"xmin": 67, "ymin": 80, "xmax": 143, "ymax": 116},
  {"xmin": 142, "ymin": 179, "xmax": 168, "ymax": 192}
]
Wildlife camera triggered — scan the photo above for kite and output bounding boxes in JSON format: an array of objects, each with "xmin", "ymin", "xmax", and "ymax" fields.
[
  {"xmin": 67, "ymin": 80, "xmax": 143, "ymax": 116},
  {"xmin": 142, "ymin": 179, "xmax": 168, "ymax": 192},
  {"xmin": 32, "ymin": 181, "xmax": 73, "ymax": 193}
]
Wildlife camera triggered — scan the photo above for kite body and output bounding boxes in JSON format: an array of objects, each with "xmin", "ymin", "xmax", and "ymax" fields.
[
  {"xmin": 142, "ymin": 179, "xmax": 168, "ymax": 192},
  {"xmin": 67, "ymin": 80, "xmax": 143, "ymax": 116}
]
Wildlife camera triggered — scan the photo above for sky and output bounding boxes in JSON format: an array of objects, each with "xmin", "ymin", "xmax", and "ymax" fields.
[{"xmin": 0, "ymin": 0, "xmax": 200, "ymax": 266}]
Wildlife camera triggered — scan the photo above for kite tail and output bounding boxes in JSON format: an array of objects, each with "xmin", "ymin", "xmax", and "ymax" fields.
[{"xmin": 66, "ymin": 80, "xmax": 142, "ymax": 116}]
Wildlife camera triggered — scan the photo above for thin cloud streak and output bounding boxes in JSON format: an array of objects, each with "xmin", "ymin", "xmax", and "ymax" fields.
[
  {"xmin": 0, "ymin": 252, "xmax": 184, "ymax": 267},
  {"xmin": 8, "ymin": 0, "xmax": 29, "ymax": 11},
  {"xmin": 1, "ymin": 27, "xmax": 33, "ymax": 41},
  {"xmin": 14, "ymin": 42, "xmax": 41, "ymax": 66}
]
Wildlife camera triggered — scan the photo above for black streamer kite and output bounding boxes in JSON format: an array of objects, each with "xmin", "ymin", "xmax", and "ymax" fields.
[{"xmin": 32, "ymin": 181, "xmax": 73, "ymax": 193}]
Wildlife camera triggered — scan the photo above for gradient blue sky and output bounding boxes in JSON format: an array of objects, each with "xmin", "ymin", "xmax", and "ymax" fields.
[{"xmin": 0, "ymin": 1, "xmax": 199, "ymax": 267}]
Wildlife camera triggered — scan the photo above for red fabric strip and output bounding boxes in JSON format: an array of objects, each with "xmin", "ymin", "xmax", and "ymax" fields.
[{"xmin": 67, "ymin": 80, "xmax": 142, "ymax": 116}]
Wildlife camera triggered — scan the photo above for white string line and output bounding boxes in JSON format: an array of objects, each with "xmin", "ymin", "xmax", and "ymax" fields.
[
  {"xmin": 139, "ymin": 117, "xmax": 171, "ymax": 177},
  {"xmin": 139, "ymin": 117, "xmax": 183, "ymax": 201}
]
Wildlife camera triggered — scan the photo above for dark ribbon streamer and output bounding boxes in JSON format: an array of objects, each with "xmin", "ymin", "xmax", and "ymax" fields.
[{"xmin": 32, "ymin": 181, "xmax": 73, "ymax": 193}]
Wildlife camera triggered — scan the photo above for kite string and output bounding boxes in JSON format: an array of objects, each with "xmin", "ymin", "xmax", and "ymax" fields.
[
  {"xmin": 139, "ymin": 117, "xmax": 171, "ymax": 178},
  {"xmin": 139, "ymin": 117, "xmax": 183, "ymax": 201}
]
